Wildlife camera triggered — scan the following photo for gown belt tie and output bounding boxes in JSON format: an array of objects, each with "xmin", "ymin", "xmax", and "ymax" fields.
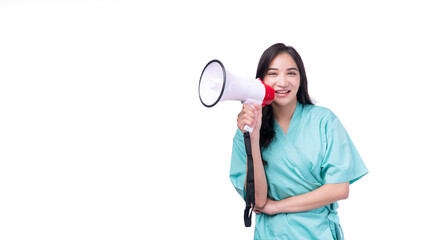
[{"xmin": 326, "ymin": 202, "xmax": 344, "ymax": 240}]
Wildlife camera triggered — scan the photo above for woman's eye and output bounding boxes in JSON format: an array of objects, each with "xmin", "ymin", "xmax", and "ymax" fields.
[
  {"xmin": 287, "ymin": 72, "xmax": 297, "ymax": 76},
  {"xmin": 267, "ymin": 72, "xmax": 277, "ymax": 76}
]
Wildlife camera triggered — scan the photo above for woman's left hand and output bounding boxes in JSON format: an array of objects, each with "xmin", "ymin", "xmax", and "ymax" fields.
[{"xmin": 254, "ymin": 198, "xmax": 279, "ymax": 215}]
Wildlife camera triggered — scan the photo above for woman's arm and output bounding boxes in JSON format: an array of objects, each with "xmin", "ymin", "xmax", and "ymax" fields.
[
  {"xmin": 238, "ymin": 104, "xmax": 268, "ymax": 209},
  {"xmin": 255, "ymin": 182, "xmax": 349, "ymax": 215},
  {"xmin": 248, "ymin": 136, "xmax": 267, "ymax": 209}
]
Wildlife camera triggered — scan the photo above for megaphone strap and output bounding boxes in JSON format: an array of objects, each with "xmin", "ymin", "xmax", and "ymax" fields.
[{"xmin": 243, "ymin": 132, "xmax": 255, "ymax": 227}]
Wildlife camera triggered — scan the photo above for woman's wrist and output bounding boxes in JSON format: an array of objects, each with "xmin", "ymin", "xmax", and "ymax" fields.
[{"xmin": 251, "ymin": 133, "xmax": 260, "ymax": 145}]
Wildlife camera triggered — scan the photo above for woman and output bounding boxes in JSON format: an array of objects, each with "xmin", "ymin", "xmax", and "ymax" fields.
[{"xmin": 230, "ymin": 43, "xmax": 368, "ymax": 239}]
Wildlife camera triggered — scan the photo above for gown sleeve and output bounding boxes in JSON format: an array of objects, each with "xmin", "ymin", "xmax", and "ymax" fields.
[
  {"xmin": 321, "ymin": 116, "xmax": 368, "ymax": 185},
  {"xmin": 229, "ymin": 129, "xmax": 247, "ymax": 200}
]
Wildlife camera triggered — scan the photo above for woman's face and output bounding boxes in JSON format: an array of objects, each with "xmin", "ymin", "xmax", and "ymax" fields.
[{"xmin": 263, "ymin": 53, "xmax": 300, "ymax": 108}]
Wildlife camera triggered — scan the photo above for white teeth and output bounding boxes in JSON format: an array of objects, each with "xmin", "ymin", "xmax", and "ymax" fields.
[{"xmin": 276, "ymin": 90, "xmax": 290, "ymax": 93}]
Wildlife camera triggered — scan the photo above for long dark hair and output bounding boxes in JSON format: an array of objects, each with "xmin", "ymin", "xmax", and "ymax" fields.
[{"xmin": 257, "ymin": 43, "xmax": 314, "ymax": 149}]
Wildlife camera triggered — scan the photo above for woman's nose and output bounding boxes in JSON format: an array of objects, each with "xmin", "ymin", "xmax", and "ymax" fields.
[{"xmin": 277, "ymin": 75, "xmax": 289, "ymax": 87}]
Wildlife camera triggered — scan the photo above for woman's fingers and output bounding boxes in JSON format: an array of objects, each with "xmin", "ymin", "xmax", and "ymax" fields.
[
  {"xmin": 237, "ymin": 103, "xmax": 266, "ymax": 134},
  {"xmin": 237, "ymin": 104, "xmax": 258, "ymax": 131},
  {"xmin": 237, "ymin": 117, "xmax": 255, "ymax": 132}
]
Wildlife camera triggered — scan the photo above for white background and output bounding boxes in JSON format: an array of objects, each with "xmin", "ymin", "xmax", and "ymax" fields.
[{"xmin": 1, "ymin": 0, "xmax": 431, "ymax": 239}]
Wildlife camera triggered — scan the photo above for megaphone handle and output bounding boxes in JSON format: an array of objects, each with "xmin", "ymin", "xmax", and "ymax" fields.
[
  {"xmin": 242, "ymin": 99, "xmax": 259, "ymax": 133},
  {"xmin": 244, "ymin": 124, "xmax": 254, "ymax": 133}
]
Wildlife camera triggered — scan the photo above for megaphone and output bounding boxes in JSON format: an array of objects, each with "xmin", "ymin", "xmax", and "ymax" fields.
[{"xmin": 198, "ymin": 59, "xmax": 275, "ymax": 133}]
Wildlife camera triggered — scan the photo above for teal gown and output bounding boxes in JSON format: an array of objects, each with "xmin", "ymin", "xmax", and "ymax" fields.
[{"xmin": 230, "ymin": 102, "xmax": 368, "ymax": 240}]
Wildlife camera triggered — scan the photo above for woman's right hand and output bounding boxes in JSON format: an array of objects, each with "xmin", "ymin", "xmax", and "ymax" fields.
[{"xmin": 237, "ymin": 103, "xmax": 262, "ymax": 140}]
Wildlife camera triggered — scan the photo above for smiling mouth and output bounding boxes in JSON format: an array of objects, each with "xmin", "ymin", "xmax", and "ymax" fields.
[{"xmin": 275, "ymin": 90, "xmax": 291, "ymax": 94}]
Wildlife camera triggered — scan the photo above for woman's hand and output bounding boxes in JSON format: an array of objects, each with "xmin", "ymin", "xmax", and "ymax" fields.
[
  {"xmin": 254, "ymin": 198, "xmax": 279, "ymax": 215},
  {"xmin": 237, "ymin": 103, "xmax": 262, "ymax": 140}
]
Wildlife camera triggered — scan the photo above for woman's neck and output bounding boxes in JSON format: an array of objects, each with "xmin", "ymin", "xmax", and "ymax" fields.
[{"xmin": 273, "ymin": 100, "xmax": 298, "ymax": 130}]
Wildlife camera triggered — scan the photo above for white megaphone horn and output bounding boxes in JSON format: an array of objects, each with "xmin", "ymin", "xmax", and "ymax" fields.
[{"xmin": 198, "ymin": 59, "xmax": 275, "ymax": 133}]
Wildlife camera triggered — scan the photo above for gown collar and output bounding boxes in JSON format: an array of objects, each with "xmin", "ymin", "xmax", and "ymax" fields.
[{"xmin": 274, "ymin": 101, "xmax": 303, "ymax": 136}]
